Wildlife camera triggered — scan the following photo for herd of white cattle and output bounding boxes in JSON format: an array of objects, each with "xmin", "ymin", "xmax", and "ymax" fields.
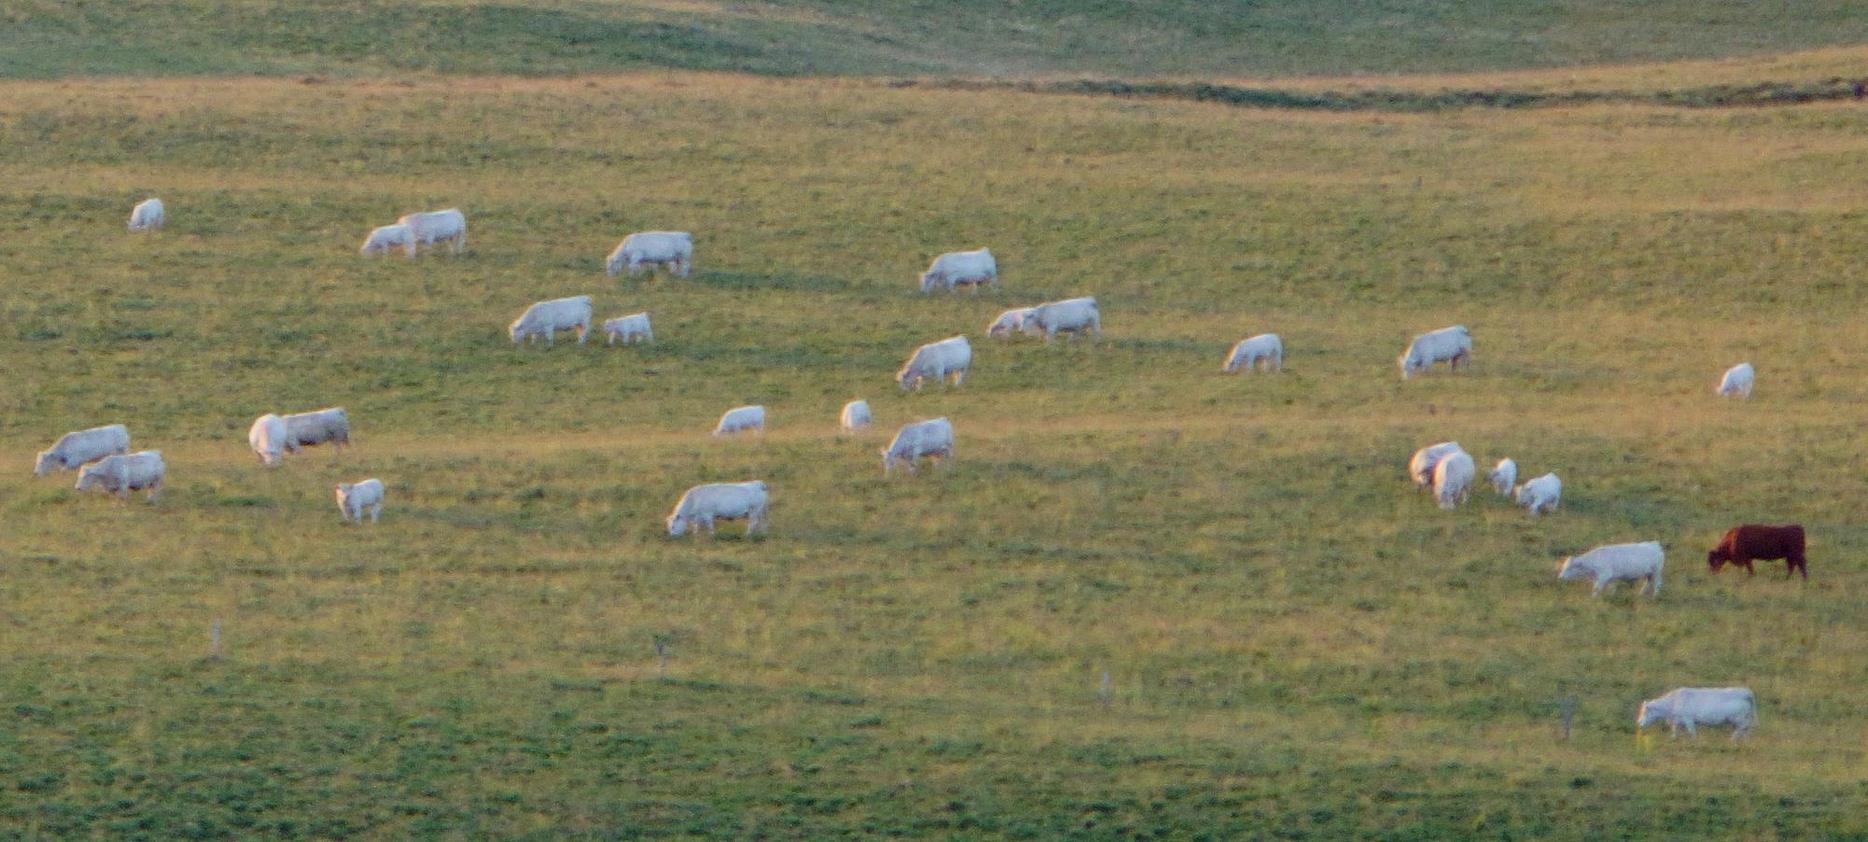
[{"xmin": 78, "ymin": 198, "xmax": 1777, "ymax": 739}]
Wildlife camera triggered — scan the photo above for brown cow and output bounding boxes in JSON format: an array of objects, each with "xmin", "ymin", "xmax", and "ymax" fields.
[{"xmin": 1708, "ymin": 525, "xmax": 1807, "ymax": 580}]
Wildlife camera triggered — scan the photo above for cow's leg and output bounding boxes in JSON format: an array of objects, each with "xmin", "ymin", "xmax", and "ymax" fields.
[
  {"xmin": 1683, "ymin": 721, "xmax": 1698, "ymax": 738},
  {"xmin": 1592, "ymin": 580, "xmax": 1607, "ymax": 597},
  {"xmin": 577, "ymin": 323, "xmax": 588, "ymax": 345}
]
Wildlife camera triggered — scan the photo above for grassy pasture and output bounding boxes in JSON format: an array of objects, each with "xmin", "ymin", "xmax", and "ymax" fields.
[
  {"xmin": 9, "ymin": 0, "xmax": 1868, "ymax": 80},
  {"xmin": 4, "ymin": 74, "xmax": 1868, "ymax": 836}
]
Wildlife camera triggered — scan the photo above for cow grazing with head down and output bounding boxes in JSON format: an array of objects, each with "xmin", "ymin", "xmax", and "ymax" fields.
[{"xmin": 1708, "ymin": 524, "xmax": 1806, "ymax": 580}]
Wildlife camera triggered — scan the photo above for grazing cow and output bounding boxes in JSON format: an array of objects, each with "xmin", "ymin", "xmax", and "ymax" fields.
[
  {"xmin": 281, "ymin": 407, "xmax": 350, "ymax": 453},
  {"xmin": 1638, "ymin": 687, "xmax": 1757, "ymax": 742},
  {"xmin": 1408, "ymin": 442, "xmax": 1465, "ymax": 489},
  {"xmin": 1398, "ymin": 325, "xmax": 1471, "ymax": 379},
  {"xmin": 1717, "ymin": 362, "xmax": 1754, "ymax": 399},
  {"xmin": 602, "ymin": 312, "xmax": 653, "ymax": 345},
  {"xmin": 335, "ymin": 478, "xmax": 385, "ymax": 524},
  {"xmin": 397, "ymin": 208, "xmax": 467, "ymax": 255},
  {"xmin": 34, "ymin": 424, "xmax": 130, "ymax": 476},
  {"xmin": 75, "ymin": 450, "xmax": 165, "ymax": 503},
  {"xmin": 840, "ymin": 400, "xmax": 872, "ymax": 433},
  {"xmin": 987, "ymin": 307, "xmax": 1036, "ymax": 338},
  {"xmin": 666, "ymin": 481, "xmax": 768, "ymax": 537},
  {"xmin": 1557, "ymin": 541, "xmax": 1664, "ymax": 598},
  {"xmin": 128, "ymin": 198, "xmax": 164, "ymax": 232},
  {"xmin": 1513, "ymin": 472, "xmax": 1561, "ymax": 516},
  {"xmin": 713, "ymin": 405, "xmax": 766, "ymax": 436},
  {"xmin": 608, "ymin": 231, "xmax": 693, "ymax": 278},
  {"xmin": 1708, "ymin": 524, "xmax": 1806, "ymax": 580},
  {"xmin": 359, "ymin": 223, "xmax": 413, "ymax": 257},
  {"xmin": 882, "ymin": 417, "xmax": 955, "ymax": 476},
  {"xmin": 919, "ymin": 248, "xmax": 997, "ymax": 293},
  {"xmin": 897, "ymin": 335, "xmax": 972, "ymax": 391},
  {"xmin": 248, "ymin": 414, "xmax": 289, "ymax": 467},
  {"xmin": 1027, "ymin": 297, "xmax": 1100, "ymax": 342},
  {"xmin": 1433, "ymin": 450, "xmax": 1475, "ymax": 510},
  {"xmin": 1223, "ymin": 333, "xmax": 1283, "ymax": 374},
  {"xmin": 510, "ymin": 295, "xmax": 594, "ymax": 346},
  {"xmin": 1488, "ymin": 458, "xmax": 1517, "ymax": 497}
]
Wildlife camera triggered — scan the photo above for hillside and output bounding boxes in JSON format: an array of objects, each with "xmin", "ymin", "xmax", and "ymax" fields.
[
  {"xmin": 5, "ymin": 69, "xmax": 1868, "ymax": 836},
  {"xmin": 7, "ymin": 0, "xmax": 1868, "ymax": 79}
]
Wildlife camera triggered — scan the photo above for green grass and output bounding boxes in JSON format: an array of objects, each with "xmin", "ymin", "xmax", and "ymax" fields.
[
  {"xmin": 7, "ymin": 72, "xmax": 1868, "ymax": 836},
  {"xmin": 9, "ymin": 0, "xmax": 1868, "ymax": 80}
]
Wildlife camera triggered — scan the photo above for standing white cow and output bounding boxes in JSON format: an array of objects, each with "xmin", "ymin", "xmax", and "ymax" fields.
[
  {"xmin": 1433, "ymin": 450, "xmax": 1475, "ymax": 510},
  {"xmin": 987, "ymin": 307, "xmax": 1036, "ymax": 338},
  {"xmin": 335, "ymin": 478, "xmax": 386, "ymax": 524},
  {"xmin": 1558, "ymin": 541, "xmax": 1664, "ymax": 598},
  {"xmin": 607, "ymin": 232, "xmax": 693, "ymax": 278},
  {"xmin": 510, "ymin": 295, "xmax": 594, "ymax": 346},
  {"xmin": 1408, "ymin": 442, "xmax": 1465, "ymax": 489},
  {"xmin": 34, "ymin": 424, "xmax": 131, "ymax": 476},
  {"xmin": 666, "ymin": 481, "xmax": 769, "ymax": 537},
  {"xmin": 1717, "ymin": 362, "xmax": 1754, "ymax": 398},
  {"xmin": 713, "ymin": 405, "xmax": 766, "ymax": 436},
  {"xmin": 1223, "ymin": 333, "xmax": 1283, "ymax": 373},
  {"xmin": 75, "ymin": 451, "xmax": 165, "ymax": 502},
  {"xmin": 602, "ymin": 312, "xmax": 653, "ymax": 345},
  {"xmin": 396, "ymin": 208, "xmax": 467, "ymax": 255},
  {"xmin": 881, "ymin": 417, "xmax": 955, "ymax": 476},
  {"xmin": 840, "ymin": 400, "xmax": 872, "ymax": 433},
  {"xmin": 1514, "ymin": 472, "xmax": 1561, "ymax": 516},
  {"xmin": 1027, "ymin": 297, "xmax": 1100, "ymax": 342},
  {"xmin": 919, "ymin": 248, "xmax": 997, "ymax": 293},
  {"xmin": 1487, "ymin": 458, "xmax": 1517, "ymax": 496},
  {"xmin": 128, "ymin": 198, "xmax": 165, "ymax": 232},
  {"xmin": 1398, "ymin": 325, "xmax": 1471, "ymax": 379},
  {"xmin": 248, "ymin": 414, "xmax": 289, "ymax": 467},
  {"xmin": 897, "ymin": 335, "xmax": 972, "ymax": 391},
  {"xmin": 359, "ymin": 223, "xmax": 413, "ymax": 257},
  {"xmin": 1637, "ymin": 687, "xmax": 1757, "ymax": 742},
  {"xmin": 281, "ymin": 407, "xmax": 350, "ymax": 453}
]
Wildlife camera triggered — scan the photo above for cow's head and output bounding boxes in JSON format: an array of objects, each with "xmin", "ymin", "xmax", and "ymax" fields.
[
  {"xmin": 1556, "ymin": 557, "xmax": 1585, "ymax": 580},
  {"xmin": 919, "ymin": 271, "xmax": 941, "ymax": 293},
  {"xmin": 1398, "ymin": 351, "xmax": 1423, "ymax": 378},
  {"xmin": 1636, "ymin": 701, "xmax": 1666, "ymax": 729},
  {"xmin": 667, "ymin": 514, "xmax": 689, "ymax": 537},
  {"xmin": 32, "ymin": 450, "xmax": 64, "ymax": 477},
  {"xmin": 1707, "ymin": 547, "xmax": 1732, "ymax": 573},
  {"xmin": 74, "ymin": 466, "xmax": 101, "ymax": 493}
]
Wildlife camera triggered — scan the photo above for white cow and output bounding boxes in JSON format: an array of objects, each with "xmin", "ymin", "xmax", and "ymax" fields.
[
  {"xmin": 1027, "ymin": 297, "xmax": 1100, "ymax": 342},
  {"xmin": 713, "ymin": 405, "xmax": 766, "ymax": 436},
  {"xmin": 1488, "ymin": 458, "xmax": 1517, "ymax": 497},
  {"xmin": 987, "ymin": 307, "xmax": 1036, "ymax": 338},
  {"xmin": 1223, "ymin": 333, "xmax": 1283, "ymax": 373},
  {"xmin": 34, "ymin": 424, "xmax": 130, "ymax": 476},
  {"xmin": 282, "ymin": 407, "xmax": 350, "ymax": 453},
  {"xmin": 608, "ymin": 231, "xmax": 693, "ymax": 278},
  {"xmin": 1718, "ymin": 362, "xmax": 1754, "ymax": 398},
  {"xmin": 510, "ymin": 295, "xmax": 593, "ymax": 346},
  {"xmin": 359, "ymin": 223, "xmax": 413, "ymax": 257},
  {"xmin": 882, "ymin": 417, "xmax": 955, "ymax": 476},
  {"xmin": 897, "ymin": 335, "xmax": 972, "ymax": 391},
  {"xmin": 666, "ymin": 481, "xmax": 769, "ymax": 537},
  {"xmin": 75, "ymin": 450, "xmax": 165, "ymax": 502},
  {"xmin": 1558, "ymin": 541, "xmax": 1664, "ymax": 598},
  {"xmin": 1408, "ymin": 442, "xmax": 1465, "ymax": 489},
  {"xmin": 248, "ymin": 414, "xmax": 289, "ymax": 467},
  {"xmin": 396, "ymin": 208, "xmax": 467, "ymax": 255},
  {"xmin": 1514, "ymin": 472, "xmax": 1561, "ymax": 516},
  {"xmin": 128, "ymin": 198, "xmax": 164, "ymax": 232},
  {"xmin": 1637, "ymin": 687, "xmax": 1757, "ymax": 742},
  {"xmin": 919, "ymin": 248, "xmax": 997, "ymax": 293},
  {"xmin": 602, "ymin": 312, "xmax": 653, "ymax": 345},
  {"xmin": 335, "ymin": 478, "xmax": 385, "ymax": 524},
  {"xmin": 1433, "ymin": 450, "xmax": 1475, "ymax": 510},
  {"xmin": 840, "ymin": 400, "xmax": 872, "ymax": 433},
  {"xmin": 1398, "ymin": 325, "xmax": 1471, "ymax": 379}
]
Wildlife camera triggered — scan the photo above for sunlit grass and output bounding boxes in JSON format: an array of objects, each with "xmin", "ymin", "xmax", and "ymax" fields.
[{"xmin": 4, "ymin": 72, "xmax": 1868, "ymax": 835}]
